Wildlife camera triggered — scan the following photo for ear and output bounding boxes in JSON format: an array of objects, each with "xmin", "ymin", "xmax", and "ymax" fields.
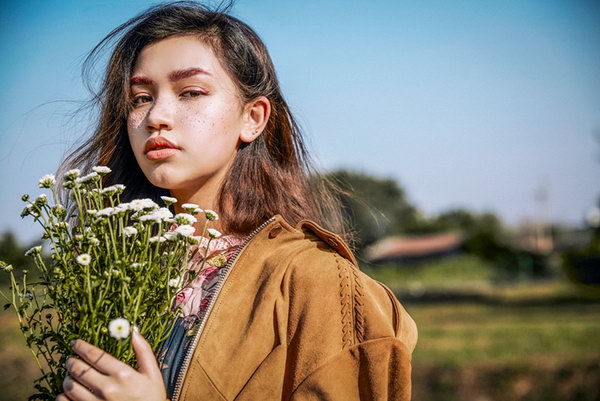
[{"xmin": 239, "ymin": 96, "xmax": 271, "ymax": 143}]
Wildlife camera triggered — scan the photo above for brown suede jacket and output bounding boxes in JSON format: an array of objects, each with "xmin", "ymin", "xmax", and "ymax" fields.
[{"xmin": 170, "ymin": 214, "xmax": 418, "ymax": 401}]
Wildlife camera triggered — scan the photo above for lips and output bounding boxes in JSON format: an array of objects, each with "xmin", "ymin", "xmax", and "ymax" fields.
[{"xmin": 144, "ymin": 136, "xmax": 180, "ymax": 154}]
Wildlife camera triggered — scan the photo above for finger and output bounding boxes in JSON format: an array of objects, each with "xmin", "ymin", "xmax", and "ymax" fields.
[
  {"xmin": 132, "ymin": 325, "xmax": 161, "ymax": 380},
  {"xmin": 63, "ymin": 375, "xmax": 98, "ymax": 401},
  {"xmin": 56, "ymin": 394, "xmax": 72, "ymax": 401},
  {"xmin": 66, "ymin": 357, "xmax": 107, "ymax": 394},
  {"xmin": 71, "ymin": 339, "xmax": 123, "ymax": 376}
]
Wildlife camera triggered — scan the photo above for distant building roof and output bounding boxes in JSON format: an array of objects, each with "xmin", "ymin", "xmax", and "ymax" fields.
[{"xmin": 365, "ymin": 231, "xmax": 463, "ymax": 263}]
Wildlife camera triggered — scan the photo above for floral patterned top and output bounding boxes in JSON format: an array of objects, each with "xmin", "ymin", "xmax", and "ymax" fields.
[{"xmin": 155, "ymin": 231, "xmax": 246, "ymax": 398}]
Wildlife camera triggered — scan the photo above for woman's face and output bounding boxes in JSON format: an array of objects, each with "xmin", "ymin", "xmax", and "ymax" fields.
[{"xmin": 127, "ymin": 35, "xmax": 247, "ymax": 194}]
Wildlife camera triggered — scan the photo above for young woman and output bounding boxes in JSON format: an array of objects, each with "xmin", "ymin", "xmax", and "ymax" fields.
[{"xmin": 55, "ymin": 2, "xmax": 417, "ymax": 400}]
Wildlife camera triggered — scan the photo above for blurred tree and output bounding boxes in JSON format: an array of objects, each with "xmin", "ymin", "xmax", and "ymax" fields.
[
  {"xmin": 433, "ymin": 209, "xmax": 505, "ymax": 258},
  {"xmin": 0, "ymin": 231, "xmax": 42, "ymax": 285},
  {"xmin": 432, "ymin": 208, "xmax": 548, "ymax": 278}
]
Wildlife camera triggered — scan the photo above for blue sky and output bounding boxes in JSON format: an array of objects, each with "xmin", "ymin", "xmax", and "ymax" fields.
[{"xmin": 1, "ymin": 0, "xmax": 599, "ymax": 243}]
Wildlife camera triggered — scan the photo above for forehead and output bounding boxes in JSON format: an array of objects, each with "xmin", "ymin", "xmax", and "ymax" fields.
[{"xmin": 131, "ymin": 35, "xmax": 225, "ymax": 80}]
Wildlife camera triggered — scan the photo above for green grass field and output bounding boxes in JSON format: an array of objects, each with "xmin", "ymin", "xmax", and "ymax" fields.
[{"xmin": 408, "ymin": 300, "xmax": 599, "ymax": 367}]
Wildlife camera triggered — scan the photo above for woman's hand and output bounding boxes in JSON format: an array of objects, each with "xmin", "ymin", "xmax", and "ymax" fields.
[{"xmin": 56, "ymin": 326, "xmax": 167, "ymax": 401}]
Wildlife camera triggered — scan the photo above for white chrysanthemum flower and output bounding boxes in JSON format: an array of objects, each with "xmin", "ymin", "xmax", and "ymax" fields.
[
  {"xmin": 117, "ymin": 202, "xmax": 131, "ymax": 209},
  {"xmin": 149, "ymin": 235, "xmax": 167, "ymax": 243},
  {"xmin": 87, "ymin": 209, "xmax": 98, "ymax": 216},
  {"xmin": 175, "ymin": 213, "xmax": 197, "ymax": 225},
  {"xmin": 101, "ymin": 185, "xmax": 118, "ymax": 195},
  {"xmin": 175, "ymin": 224, "xmax": 195, "ymax": 237},
  {"xmin": 21, "ymin": 204, "xmax": 40, "ymax": 218},
  {"xmin": 193, "ymin": 207, "xmax": 203, "ymax": 215},
  {"xmin": 92, "ymin": 166, "xmax": 111, "ymax": 175},
  {"xmin": 108, "ymin": 318, "xmax": 130, "ymax": 340},
  {"xmin": 139, "ymin": 213, "xmax": 161, "ymax": 223},
  {"xmin": 161, "ymin": 196, "xmax": 178, "ymax": 206},
  {"xmin": 204, "ymin": 209, "xmax": 219, "ymax": 221},
  {"xmin": 20, "ymin": 204, "xmax": 32, "ymax": 217},
  {"xmin": 163, "ymin": 232, "xmax": 177, "ymax": 241},
  {"xmin": 142, "ymin": 199, "xmax": 159, "ymax": 210},
  {"xmin": 168, "ymin": 277, "xmax": 182, "ymax": 288},
  {"xmin": 24, "ymin": 246, "xmax": 42, "ymax": 257},
  {"xmin": 130, "ymin": 262, "xmax": 144, "ymax": 269},
  {"xmin": 89, "ymin": 237, "xmax": 100, "ymax": 246},
  {"xmin": 52, "ymin": 204, "xmax": 66, "ymax": 217},
  {"xmin": 96, "ymin": 207, "xmax": 115, "ymax": 218},
  {"xmin": 207, "ymin": 228, "xmax": 222, "ymax": 239},
  {"xmin": 122, "ymin": 226, "xmax": 138, "ymax": 237},
  {"xmin": 38, "ymin": 174, "xmax": 56, "ymax": 188},
  {"xmin": 181, "ymin": 203, "xmax": 199, "ymax": 212},
  {"xmin": 129, "ymin": 199, "xmax": 145, "ymax": 211},
  {"xmin": 76, "ymin": 172, "xmax": 99, "ymax": 184},
  {"xmin": 64, "ymin": 169, "xmax": 81, "ymax": 180},
  {"xmin": 113, "ymin": 184, "xmax": 126, "ymax": 194},
  {"xmin": 56, "ymin": 221, "xmax": 69, "ymax": 230},
  {"xmin": 76, "ymin": 253, "xmax": 92, "ymax": 266},
  {"xmin": 155, "ymin": 207, "xmax": 173, "ymax": 219},
  {"xmin": 113, "ymin": 204, "xmax": 129, "ymax": 214},
  {"xmin": 35, "ymin": 194, "xmax": 47, "ymax": 206},
  {"xmin": 130, "ymin": 198, "xmax": 159, "ymax": 212},
  {"xmin": 187, "ymin": 236, "xmax": 201, "ymax": 244}
]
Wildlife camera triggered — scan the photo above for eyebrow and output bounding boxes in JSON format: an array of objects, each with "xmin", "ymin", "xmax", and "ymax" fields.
[{"xmin": 130, "ymin": 67, "xmax": 212, "ymax": 86}]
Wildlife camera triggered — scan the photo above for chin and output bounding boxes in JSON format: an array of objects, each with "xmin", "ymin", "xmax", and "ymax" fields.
[{"xmin": 142, "ymin": 165, "xmax": 184, "ymax": 190}]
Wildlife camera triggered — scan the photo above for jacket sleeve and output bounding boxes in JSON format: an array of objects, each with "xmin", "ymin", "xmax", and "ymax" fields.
[{"xmin": 285, "ymin": 249, "xmax": 417, "ymax": 401}]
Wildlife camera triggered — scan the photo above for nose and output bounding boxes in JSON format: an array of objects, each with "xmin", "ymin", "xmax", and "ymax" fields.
[{"xmin": 145, "ymin": 96, "xmax": 174, "ymax": 133}]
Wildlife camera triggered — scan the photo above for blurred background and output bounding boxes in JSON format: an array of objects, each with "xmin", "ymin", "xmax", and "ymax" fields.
[{"xmin": 1, "ymin": 1, "xmax": 599, "ymax": 400}]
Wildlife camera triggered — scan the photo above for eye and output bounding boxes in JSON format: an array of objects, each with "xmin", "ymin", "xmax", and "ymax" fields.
[
  {"xmin": 131, "ymin": 95, "xmax": 152, "ymax": 105},
  {"xmin": 181, "ymin": 90, "xmax": 208, "ymax": 98}
]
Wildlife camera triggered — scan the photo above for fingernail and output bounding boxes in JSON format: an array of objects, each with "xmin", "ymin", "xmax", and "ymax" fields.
[
  {"xmin": 70, "ymin": 339, "xmax": 75, "ymax": 347},
  {"xmin": 133, "ymin": 325, "xmax": 139, "ymax": 333},
  {"xmin": 63, "ymin": 375, "xmax": 73, "ymax": 390}
]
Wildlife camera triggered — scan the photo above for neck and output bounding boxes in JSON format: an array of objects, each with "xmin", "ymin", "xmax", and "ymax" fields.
[
  {"xmin": 169, "ymin": 178, "xmax": 225, "ymax": 236},
  {"xmin": 168, "ymin": 153, "xmax": 238, "ymax": 236}
]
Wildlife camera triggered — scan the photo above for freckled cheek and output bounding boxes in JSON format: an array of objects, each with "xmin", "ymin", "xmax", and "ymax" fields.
[
  {"xmin": 127, "ymin": 111, "xmax": 146, "ymax": 130},
  {"xmin": 126, "ymin": 117, "xmax": 146, "ymax": 154},
  {"xmin": 178, "ymin": 114, "xmax": 219, "ymax": 136},
  {"xmin": 178, "ymin": 103, "xmax": 240, "ymax": 136}
]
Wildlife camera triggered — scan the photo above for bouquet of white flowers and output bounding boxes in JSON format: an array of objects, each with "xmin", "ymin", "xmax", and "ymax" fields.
[{"xmin": 0, "ymin": 166, "xmax": 219, "ymax": 400}]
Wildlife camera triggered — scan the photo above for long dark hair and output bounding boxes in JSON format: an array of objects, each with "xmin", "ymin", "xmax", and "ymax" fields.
[{"xmin": 58, "ymin": 1, "xmax": 355, "ymax": 248}]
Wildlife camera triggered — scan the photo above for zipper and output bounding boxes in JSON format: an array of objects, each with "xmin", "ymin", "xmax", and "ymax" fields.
[{"xmin": 170, "ymin": 216, "xmax": 276, "ymax": 401}]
